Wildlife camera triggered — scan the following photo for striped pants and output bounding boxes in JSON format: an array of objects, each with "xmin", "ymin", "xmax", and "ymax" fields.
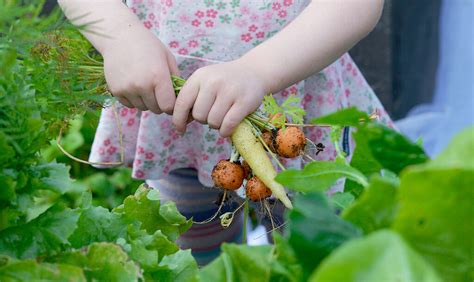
[{"xmin": 147, "ymin": 168, "xmax": 245, "ymax": 266}]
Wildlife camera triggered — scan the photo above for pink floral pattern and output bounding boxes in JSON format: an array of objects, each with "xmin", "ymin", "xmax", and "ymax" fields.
[{"xmin": 89, "ymin": 0, "xmax": 393, "ymax": 186}]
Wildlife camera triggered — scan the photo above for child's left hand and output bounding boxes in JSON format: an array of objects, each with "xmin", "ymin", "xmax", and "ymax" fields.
[{"xmin": 172, "ymin": 60, "xmax": 269, "ymax": 137}]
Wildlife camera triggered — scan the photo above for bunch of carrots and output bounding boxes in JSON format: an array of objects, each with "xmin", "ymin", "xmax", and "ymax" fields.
[
  {"xmin": 212, "ymin": 114, "xmax": 308, "ymax": 210},
  {"xmin": 32, "ymin": 30, "xmax": 314, "ymax": 214}
]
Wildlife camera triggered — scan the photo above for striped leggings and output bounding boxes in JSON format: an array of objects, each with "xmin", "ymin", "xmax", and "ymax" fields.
[{"xmin": 147, "ymin": 169, "xmax": 244, "ymax": 266}]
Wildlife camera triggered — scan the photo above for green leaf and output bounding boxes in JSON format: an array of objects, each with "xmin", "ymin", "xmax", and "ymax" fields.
[
  {"xmin": 276, "ymin": 160, "xmax": 368, "ymax": 193},
  {"xmin": 0, "ymin": 132, "xmax": 15, "ymax": 167},
  {"xmin": 148, "ymin": 250, "xmax": 198, "ymax": 282},
  {"xmin": 199, "ymin": 244, "xmax": 273, "ymax": 282},
  {"xmin": 30, "ymin": 162, "xmax": 75, "ymax": 194},
  {"xmin": 126, "ymin": 225, "xmax": 179, "ymax": 270},
  {"xmin": 342, "ymin": 176, "xmax": 398, "ymax": 234},
  {"xmin": 429, "ymin": 126, "xmax": 474, "ymax": 169},
  {"xmin": 343, "ymin": 180, "xmax": 365, "ymax": 199},
  {"xmin": 160, "ymin": 201, "xmax": 189, "ymax": 227},
  {"xmin": 68, "ymin": 206, "xmax": 128, "ymax": 248},
  {"xmin": 310, "ymin": 230, "xmax": 442, "ymax": 282},
  {"xmin": 114, "ymin": 185, "xmax": 191, "ymax": 241},
  {"xmin": 351, "ymin": 124, "xmax": 429, "ymax": 176},
  {"xmin": 0, "ymin": 174, "xmax": 16, "ymax": 202},
  {"xmin": 270, "ymin": 233, "xmax": 303, "ymax": 282},
  {"xmin": 262, "ymin": 94, "xmax": 306, "ymax": 125},
  {"xmin": 310, "ymin": 107, "xmax": 369, "ymax": 127},
  {"xmin": 198, "ymin": 253, "xmax": 231, "ymax": 282},
  {"xmin": 287, "ymin": 193, "xmax": 362, "ymax": 279},
  {"xmin": 348, "ymin": 126, "xmax": 383, "ymax": 176},
  {"xmin": 392, "ymin": 166, "xmax": 474, "ymax": 281},
  {"xmin": 0, "ymin": 258, "xmax": 86, "ymax": 282},
  {"xmin": 0, "ymin": 206, "xmax": 80, "ymax": 259},
  {"xmin": 84, "ymin": 243, "xmax": 140, "ymax": 282},
  {"xmin": 280, "ymin": 95, "xmax": 306, "ymax": 124},
  {"xmin": 330, "ymin": 192, "xmax": 355, "ymax": 210},
  {"xmin": 51, "ymin": 243, "xmax": 141, "ymax": 281}
]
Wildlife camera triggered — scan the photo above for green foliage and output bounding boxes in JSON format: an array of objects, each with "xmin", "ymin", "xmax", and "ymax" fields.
[
  {"xmin": 196, "ymin": 121, "xmax": 472, "ymax": 282},
  {"xmin": 276, "ymin": 159, "xmax": 368, "ymax": 193},
  {"xmin": 263, "ymin": 94, "xmax": 306, "ymax": 125},
  {"xmin": 310, "ymin": 230, "xmax": 442, "ymax": 282},
  {"xmin": 342, "ymin": 176, "xmax": 398, "ymax": 234},
  {"xmin": 0, "ymin": 186, "xmax": 192, "ymax": 280},
  {"xmin": 329, "ymin": 192, "xmax": 355, "ymax": 210},
  {"xmin": 150, "ymin": 250, "xmax": 198, "ymax": 282},
  {"xmin": 287, "ymin": 193, "xmax": 362, "ymax": 279},
  {"xmin": 74, "ymin": 243, "xmax": 140, "ymax": 282},
  {"xmin": 0, "ymin": 206, "xmax": 80, "ymax": 259},
  {"xmin": 347, "ymin": 123, "xmax": 428, "ymax": 181},
  {"xmin": 200, "ymin": 244, "xmax": 275, "ymax": 282},
  {"xmin": 0, "ymin": 257, "xmax": 86, "ymax": 282},
  {"xmin": 429, "ymin": 127, "xmax": 474, "ymax": 169},
  {"xmin": 310, "ymin": 107, "xmax": 369, "ymax": 127},
  {"xmin": 392, "ymin": 164, "xmax": 474, "ymax": 281},
  {"xmin": 1, "ymin": 2, "xmax": 472, "ymax": 281}
]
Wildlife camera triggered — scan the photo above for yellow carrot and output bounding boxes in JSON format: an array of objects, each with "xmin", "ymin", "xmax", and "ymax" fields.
[{"xmin": 231, "ymin": 121, "xmax": 293, "ymax": 209}]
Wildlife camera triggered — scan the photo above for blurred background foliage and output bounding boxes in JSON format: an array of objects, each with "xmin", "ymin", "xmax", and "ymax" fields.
[{"xmin": 42, "ymin": 112, "xmax": 141, "ymax": 210}]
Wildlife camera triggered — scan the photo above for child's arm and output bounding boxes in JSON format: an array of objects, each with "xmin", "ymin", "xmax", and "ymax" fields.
[
  {"xmin": 173, "ymin": 0, "xmax": 384, "ymax": 136},
  {"xmin": 58, "ymin": 0, "xmax": 179, "ymax": 114}
]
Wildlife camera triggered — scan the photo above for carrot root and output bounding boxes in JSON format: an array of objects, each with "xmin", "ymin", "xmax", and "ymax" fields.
[{"xmin": 231, "ymin": 121, "xmax": 293, "ymax": 209}]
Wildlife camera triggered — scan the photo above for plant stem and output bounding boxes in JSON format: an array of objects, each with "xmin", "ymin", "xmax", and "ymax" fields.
[{"xmin": 242, "ymin": 199, "xmax": 249, "ymax": 245}]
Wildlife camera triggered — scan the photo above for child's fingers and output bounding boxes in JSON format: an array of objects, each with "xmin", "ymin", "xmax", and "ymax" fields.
[
  {"xmin": 192, "ymin": 86, "xmax": 216, "ymax": 124},
  {"xmin": 220, "ymin": 104, "xmax": 249, "ymax": 137},
  {"xmin": 173, "ymin": 78, "xmax": 200, "ymax": 132},
  {"xmin": 207, "ymin": 95, "xmax": 233, "ymax": 130},
  {"xmin": 116, "ymin": 96, "xmax": 134, "ymax": 109},
  {"xmin": 128, "ymin": 95, "xmax": 148, "ymax": 111},
  {"xmin": 154, "ymin": 72, "xmax": 177, "ymax": 115},
  {"xmin": 167, "ymin": 51, "xmax": 180, "ymax": 77},
  {"xmin": 141, "ymin": 91, "xmax": 162, "ymax": 114}
]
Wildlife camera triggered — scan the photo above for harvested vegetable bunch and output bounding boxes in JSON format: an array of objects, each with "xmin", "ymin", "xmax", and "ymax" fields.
[
  {"xmin": 231, "ymin": 121, "xmax": 293, "ymax": 209},
  {"xmin": 38, "ymin": 30, "xmax": 314, "ymax": 210}
]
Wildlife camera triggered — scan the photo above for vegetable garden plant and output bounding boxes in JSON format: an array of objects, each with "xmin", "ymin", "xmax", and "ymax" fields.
[{"xmin": 0, "ymin": 2, "xmax": 472, "ymax": 281}]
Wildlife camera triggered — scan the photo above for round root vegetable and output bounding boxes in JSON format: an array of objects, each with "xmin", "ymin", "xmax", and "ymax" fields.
[
  {"xmin": 211, "ymin": 160, "xmax": 244, "ymax": 190},
  {"xmin": 246, "ymin": 176, "xmax": 272, "ymax": 201},
  {"xmin": 261, "ymin": 131, "xmax": 276, "ymax": 152},
  {"xmin": 274, "ymin": 126, "xmax": 306, "ymax": 158},
  {"xmin": 231, "ymin": 122, "xmax": 293, "ymax": 209}
]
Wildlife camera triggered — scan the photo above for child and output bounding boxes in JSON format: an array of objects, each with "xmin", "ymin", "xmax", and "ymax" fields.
[{"xmin": 59, "ymin": 0, "xmax": 392, "ymax": 265}]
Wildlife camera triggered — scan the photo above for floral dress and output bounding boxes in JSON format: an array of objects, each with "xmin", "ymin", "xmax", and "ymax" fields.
[{"xmin": 89, "ymin": 0, "xmax": 393, "ymax": 187}]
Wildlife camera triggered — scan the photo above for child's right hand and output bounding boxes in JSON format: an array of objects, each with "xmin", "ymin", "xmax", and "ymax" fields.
[{"xmin": 102, "ymin": 26, "xmax": 179, "ymax": 114}]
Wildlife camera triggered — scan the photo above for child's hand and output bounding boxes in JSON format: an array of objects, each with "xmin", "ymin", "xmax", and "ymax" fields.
[
  {"xmin": 103, "ymin": 27, "xmax": 179, "ymax": 114},
  {"xmin": 172, "ymin": 60, "xmax": 269, "ymax": 137}
]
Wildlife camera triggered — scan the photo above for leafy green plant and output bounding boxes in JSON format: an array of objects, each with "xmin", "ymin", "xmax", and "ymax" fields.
[
  {"xmin": 1, "ymin": 2, "xmax": 472, "ymax": 281},
  {"xmin": 198, "ymin": 121, "xmax": 473, "ymax": 282}
]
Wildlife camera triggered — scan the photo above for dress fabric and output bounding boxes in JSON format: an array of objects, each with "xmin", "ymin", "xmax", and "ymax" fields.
[{"xmin": 89, "ymin": 0, "xmax": 394, "ymax": 186}]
